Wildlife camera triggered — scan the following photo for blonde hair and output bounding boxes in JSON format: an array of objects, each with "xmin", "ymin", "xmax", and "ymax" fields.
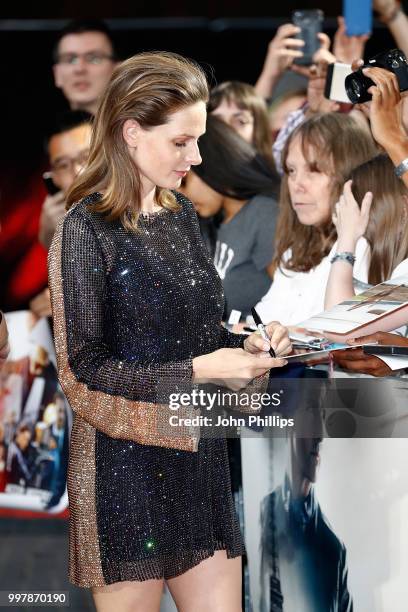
[
  {"xmin": 273, "ymin": 113, "xmax": 378, "ymax": 273},
  {"xmin": 66, "ymin": 51, "xmax": 209, "ymax": 230}
]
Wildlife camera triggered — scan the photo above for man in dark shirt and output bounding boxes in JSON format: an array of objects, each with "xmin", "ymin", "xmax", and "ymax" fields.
[{"xmin": 260, "ymin": 405, "xmax": 353, "ymax": 612}]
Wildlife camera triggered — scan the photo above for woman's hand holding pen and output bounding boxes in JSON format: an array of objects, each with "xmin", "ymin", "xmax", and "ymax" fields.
[
  {"xmin": 243, "ymin": 321, "xmax": 292, "ymax": 358},
  {"xmin": 192, "ymin": 347, "xmax": 288, "ymax": 391}
]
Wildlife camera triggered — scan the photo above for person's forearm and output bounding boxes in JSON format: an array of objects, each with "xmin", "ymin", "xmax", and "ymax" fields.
[
  {"xmin": 324, "ymin": 239, "xmax": 357, "ymax": 309},
  {"xmin": 324, "ymin": 262, "xmax": 356, "ymax": 309},
  {"xmin": 254, "ymin": 70, "xmax": 280, "ymax": 99},
  {"xmin": 387, "ymin": 10, "xmax": 408, "ymax": 58},
  {"xmin": 382, "ymin": 134, "xmax": 408, "ymax": 188},
  {"xmin": 382, "ymin": 133, "xmax": 408, "ymax": 166}
]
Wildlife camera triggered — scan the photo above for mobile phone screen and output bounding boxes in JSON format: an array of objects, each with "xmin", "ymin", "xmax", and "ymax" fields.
[{"xmin": 292, "ymin": 9, "xmax": 324, "ymax": 65}]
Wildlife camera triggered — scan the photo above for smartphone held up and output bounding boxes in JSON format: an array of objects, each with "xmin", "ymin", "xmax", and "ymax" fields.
[
  {"xmin": 42, "ymin": 172, "xmax": 60, "ymax": 196},
  {"xmin": 292, "ymin": 9, "xmax": 323, "ymax": 65}
]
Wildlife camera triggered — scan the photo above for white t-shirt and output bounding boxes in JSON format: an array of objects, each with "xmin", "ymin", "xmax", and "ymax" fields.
[
  {"xmin": 390, "ymin": 257, "xmax": 408, "ymax": 279},
  {"xmin": 255, "ymin": 238, "xmax": 371, "ymax": 326}
]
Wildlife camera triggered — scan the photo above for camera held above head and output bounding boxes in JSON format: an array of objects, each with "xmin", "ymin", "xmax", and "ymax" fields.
[{"xmin": 345, "ymin": 48, "xmax": 408, "ymax": 104}]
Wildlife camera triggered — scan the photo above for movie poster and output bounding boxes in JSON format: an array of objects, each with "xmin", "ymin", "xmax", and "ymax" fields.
[
  {"xmin": 242, "ymin": 379, "xmax": 408, "ymax": 611},
  {"xmin": 0, "ymin": 311, "xmax": 70, "ymax": 514}
]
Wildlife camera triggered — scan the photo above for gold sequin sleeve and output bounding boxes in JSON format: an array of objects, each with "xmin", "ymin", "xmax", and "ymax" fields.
[{"xmin": 48, "ymin": 209, "xmax": 197, "ymax": 452}]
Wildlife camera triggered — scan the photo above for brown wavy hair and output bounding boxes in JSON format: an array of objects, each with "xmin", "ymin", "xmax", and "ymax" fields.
[
  {"xmin": 66, "ymin": 51, "xmax": 209, "ymax": 230},
  {"xmin": 208, "ymin": 81, "xmax": 275, "ymax": 170},
  {"xmin": 350, "ymin": 154, "xmax": 408, "ymax": 285},
  {"xmin": 273, "ymin": 113, "xmax": 378, "ymax": 274}
]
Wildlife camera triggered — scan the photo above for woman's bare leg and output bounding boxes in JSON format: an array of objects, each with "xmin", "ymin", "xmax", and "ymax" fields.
[
  {"xmin": 166, "ymin": 550, "xmax": 242, "ymax": 612},
  {"xmin": 92, "ymin": 578, "xmax": 164, "ymax": 612}
]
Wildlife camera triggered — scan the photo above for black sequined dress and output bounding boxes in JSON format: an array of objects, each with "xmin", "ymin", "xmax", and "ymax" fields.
[{"xmin": 48, "ymin": 192, "xmax": 245, "ymax": 587}]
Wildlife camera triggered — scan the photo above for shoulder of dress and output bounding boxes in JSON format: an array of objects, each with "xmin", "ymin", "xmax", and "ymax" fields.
[
  {"xmin": 172, "ymin": 191, "xmax": 199, "ymax": 226},
  {"xmin": 172, "ymin": 190, "xmax": 195, "ymax": 210},
  {"xmin": 65, "ymin": 192, "xmax": 102, "ymax": 218},
  {"xmin": 64, "ymin": 193, "xmax": 107, "ymax": 229}
]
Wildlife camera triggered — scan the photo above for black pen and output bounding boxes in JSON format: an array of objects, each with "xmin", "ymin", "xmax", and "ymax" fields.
[{"xmin": 251, "ymin": 307, "xmax": 276, "ymax": 358}]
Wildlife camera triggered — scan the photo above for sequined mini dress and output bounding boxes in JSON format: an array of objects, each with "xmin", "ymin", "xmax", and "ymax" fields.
[{"xmin": 48, "ymin": 192, "xmax": 245, "ymax": 587}]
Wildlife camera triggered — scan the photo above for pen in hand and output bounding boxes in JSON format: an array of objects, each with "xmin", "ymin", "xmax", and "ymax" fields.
[{"xmin": 251, "ymin": 307, "xmax": 276, "ymax": 358}]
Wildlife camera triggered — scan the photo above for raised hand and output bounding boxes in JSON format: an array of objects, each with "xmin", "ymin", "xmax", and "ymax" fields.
[{"xmin": 332, "ymin": 180, "xmax": 373, "ymax": 250}]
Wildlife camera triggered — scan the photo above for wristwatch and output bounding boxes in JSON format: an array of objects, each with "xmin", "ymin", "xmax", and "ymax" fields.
[{"xmin": 394, "ymin": 158, "xmax": 408, "ymax": 178}]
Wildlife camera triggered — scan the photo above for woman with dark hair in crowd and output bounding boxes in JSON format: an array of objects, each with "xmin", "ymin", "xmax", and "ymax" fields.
[
  {"xmin": 208, "ymin": 81, "xmax": 276, "ymax": 170},
  {"xmin": 48, "ymin": 51, "xmax": 290, "ymax": 611},
  {"xmin": 255, "ymin": 112, "xmax": 378, "ymax": 326},
  {"xmin": 181, "ymin": 115, "xmax": 279, "ymax": 320}
]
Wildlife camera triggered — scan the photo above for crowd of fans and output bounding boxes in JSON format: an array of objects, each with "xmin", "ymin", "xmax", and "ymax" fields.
[{"xmin": 2, "ymin": 1, "xmax": 408, "ymax": 384}]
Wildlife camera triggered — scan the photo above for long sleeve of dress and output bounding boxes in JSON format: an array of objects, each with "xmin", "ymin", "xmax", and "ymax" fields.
[
  {"xmin": 218, "ymin": 325, "xmax": 246, "ymax": 349},
  {"xmin": 48, "ymin": 209, "xmax": 196, "ymax": 451}
]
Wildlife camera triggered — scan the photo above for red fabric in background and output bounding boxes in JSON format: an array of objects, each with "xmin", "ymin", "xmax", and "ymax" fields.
[
  {"xmin": 0, "ymin": 508, "xmax": 69, "ymax": 519},
  {"xmin": 0, "ymin": 169, "xmax": 48, "ymax": 311},
  {"xmin": 0, "ymin": 163, "xmax": 70, "ymax": 519}
]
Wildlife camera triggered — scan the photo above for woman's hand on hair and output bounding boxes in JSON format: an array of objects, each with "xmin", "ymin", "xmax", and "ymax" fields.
[
  {"xmin": 333, "ymin": 16, "xmax": 370, "ymax": 64},
  {"xmin": 332, "ymin": 179, "xmax": 373, "ymax": 250},
  {"xmin": 244, "ymin": 322, "xmax": 292, "ymax": 357}
]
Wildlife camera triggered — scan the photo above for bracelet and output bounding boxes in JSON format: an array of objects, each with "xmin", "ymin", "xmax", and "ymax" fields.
[
  {"xmin": 330, "ymin": 252, "xmax": 356, "ymax": 265},
  {"xmin": 394, "ymin": 157, "xmax": 408, "ymax": 178}
]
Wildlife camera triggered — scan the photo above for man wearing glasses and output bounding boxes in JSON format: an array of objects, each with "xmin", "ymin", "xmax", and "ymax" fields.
[
  {"xmin": 28, "ymin": 111, "xmax": 92, "ymax": 318},
  {"xmin": 0, "ymin": 21, "xmax": 116, "ymax": 315},
  {"xmin": 52, "ymin": 19, "xmax": 117, "ymax": 115}
]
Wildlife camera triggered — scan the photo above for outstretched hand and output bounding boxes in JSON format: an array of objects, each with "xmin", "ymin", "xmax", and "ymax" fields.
[
  {"xmin": 354, "ymin": 65, "xmax": 405, "ymax": 149},
  {"xmin": 332, "ymin": 331, "xmax": 408, "ymax": 376},
  {"xmin": 333, "ymin": 16, "xmax": 370, "ymax": 64},
  {"xmin": 292, "ymin": 33, "xmax": 340, "ymax": 114}
]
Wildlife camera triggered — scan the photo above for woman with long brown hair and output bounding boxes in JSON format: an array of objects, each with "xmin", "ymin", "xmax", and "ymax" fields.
[
  {"xmin": 47, "ymin": 51, "xmax": 291, "ymax": 611},
  {"xmin": 254, "ymin": 112, "xmax": 378, "ymax": 326},
  {"xmin": 325, "ymin": 154, "xmax": 408, "ymax": 309},
  {"xmin": 208, "ymin": 81, "xmax": 276, "ymax": 169}
]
